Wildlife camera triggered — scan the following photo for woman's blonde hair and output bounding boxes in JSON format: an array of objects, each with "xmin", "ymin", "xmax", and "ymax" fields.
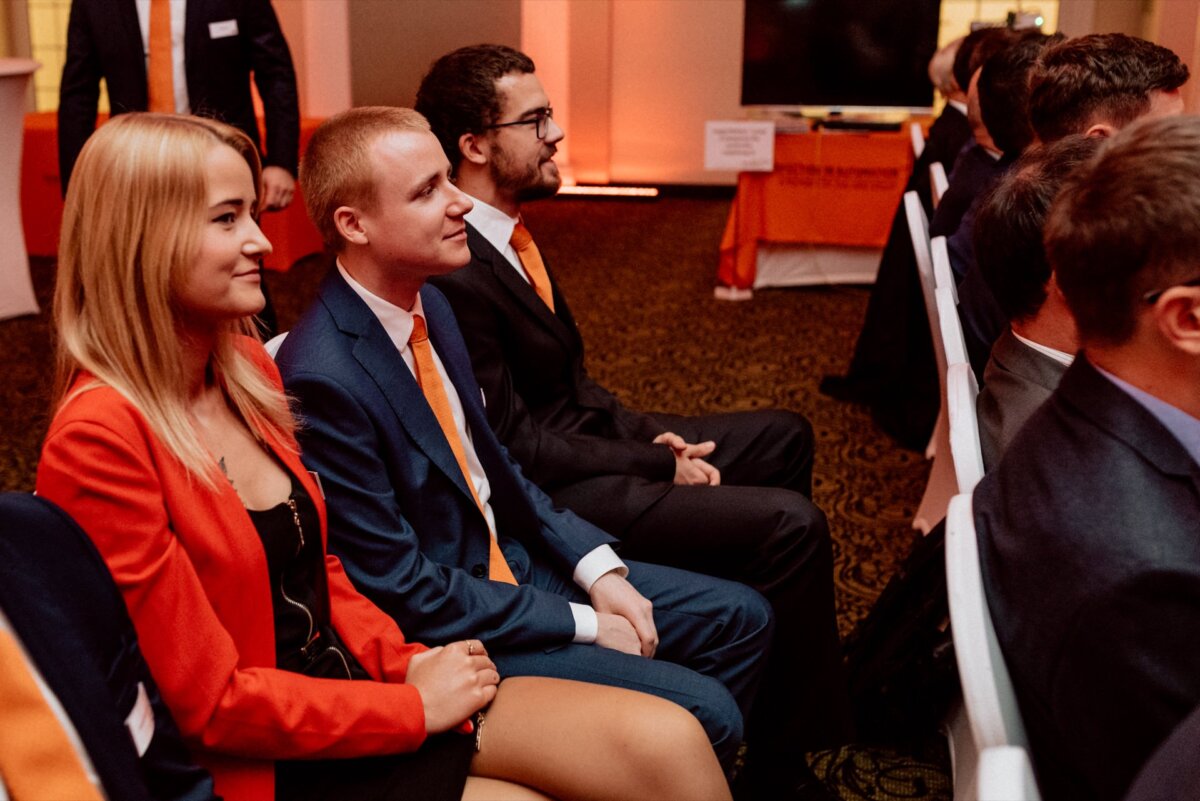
[{"xmin": 54, "ymin": 112, "xmax": 295, "ymax": 482}]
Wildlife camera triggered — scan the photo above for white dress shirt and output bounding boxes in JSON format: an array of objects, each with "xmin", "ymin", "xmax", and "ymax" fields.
[
  {"xmin": 465, "ymin": 196, "xmax": 529, "ymax": 283},
  {"xmin": 337, "ymin": 263, "xmax": 627, "ymax": 642},
  {"xmin": 1012, "ymin": 330, "xmax": 1074, "ymax": 367}
]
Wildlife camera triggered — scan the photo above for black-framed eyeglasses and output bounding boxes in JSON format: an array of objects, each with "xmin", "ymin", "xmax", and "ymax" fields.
[
  {"xmin": 485, "ymin": 107, "xmax": 554, "ymax": 139},
  {"xmin": 1142, "ymin": 275, "xmax": 1200, "ymax": 303}
]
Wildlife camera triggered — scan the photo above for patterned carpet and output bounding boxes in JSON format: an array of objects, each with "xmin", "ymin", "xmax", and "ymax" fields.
[{"xmin": 0, "ymin": 195, "xmax": 951, "ymax": 798}]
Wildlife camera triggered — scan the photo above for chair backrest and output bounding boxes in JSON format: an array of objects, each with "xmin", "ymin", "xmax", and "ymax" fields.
[
  {"xmin": 911, "ymin": 121, "xmax": 926, "ymax": 159},
  {"xmin": 977, "ymin": 746, "xmax": 1042, "ymax": 801},
  {"xmin": 264, "ymin": 331, "xmax": 289, "ymax": 359},
  {"xmin": 931, "ymin": 234, "xmax": 957, "ymax": 299},
  {"xmin": 905, "ymin": 191, "xmax": 945, "ymax": 382},
  {"xmin": 947, "ymin": 363, "xmax": 985, "ymax": 492},
  {"xmin": 945, "ymin": 493, "xmax": 1030, "ymax": 752},
  {"xmin": 935, "ymin": 285, "xmax": 966, "ymax": 368},
  {"xmin": 930, "ymin": 161, "xmax": 949, "ymax": 209}
]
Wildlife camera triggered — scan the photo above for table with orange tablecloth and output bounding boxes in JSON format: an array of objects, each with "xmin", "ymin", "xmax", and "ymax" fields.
[
  {"xmin": 21, "ymin": 112, "xmax": 324, "ymax": 272},
  {"xmin": 718, "ymin": 129, "xmax": 913, "ymax": 292}
]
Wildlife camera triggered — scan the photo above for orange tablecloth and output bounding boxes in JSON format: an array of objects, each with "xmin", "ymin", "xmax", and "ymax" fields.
[
  {"xmin": 718, "ymin": 129, "xmax": 913, "ymax": 289},
  {"xmin": 20, "ymin": 112, "xmax": 324, "ymax": 272}
]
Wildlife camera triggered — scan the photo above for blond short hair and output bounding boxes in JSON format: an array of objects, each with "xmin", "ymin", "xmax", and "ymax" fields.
[
  {"xmin": 301, "ymin": 106, "xmax": 431, "ymax": 251},
  {"xmin": 55, "ymin": 113, "xmax": 294, "ymax": 481}
]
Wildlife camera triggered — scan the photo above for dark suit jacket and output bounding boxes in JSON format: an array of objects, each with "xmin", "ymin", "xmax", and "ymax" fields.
[
  {"xmin": 976, "ymin": 328, "xmax": 1068, "ymax": 470},
  {"xmin": 430, "ymin": 225, "xmax": 675, "ymax": 493},
  {"xmin": 0, "ymin": 493, "xmax": 215, "ymax": 801},
  {"xmin": 276, "ymin": 273, "xmax": 618, "ymax": 649},
  {"xmin": 974, "ymin": 357, "xmax": 1200, "ymax": 800},
  {"xmin": 58, "ymin": 0, "xmax": 299, "ymax": 190},
  {"xmin": 911, "ymin": 103, "xmax": 972, "ymax": 214}
]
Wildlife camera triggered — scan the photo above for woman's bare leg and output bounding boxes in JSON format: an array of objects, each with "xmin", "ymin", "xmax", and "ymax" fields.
[
  {"xmin": 462, "ymin": 776, "xmax": 554, "ymax": 801},
  {"xmin": 469, "ymin": 677, "xmax": 731, "ymax": 801}
]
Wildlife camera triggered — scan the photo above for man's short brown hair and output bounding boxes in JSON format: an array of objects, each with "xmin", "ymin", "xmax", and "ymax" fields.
[
  {"xmin": 1029, "ymin": 33, "xmax": 1188, "ymax": 143},
  {"xmin": 300, "ymin": 106, "xmax": 430, "ymax": 251},
  {"xmin": 1046, "ymin": 115, "xmax": 1200, "ymax": 345}
]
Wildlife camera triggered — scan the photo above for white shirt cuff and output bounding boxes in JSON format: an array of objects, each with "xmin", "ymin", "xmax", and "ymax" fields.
[
  {"xmin": 573, "ymin": 545, "xmax": 627, "ymax": 592},
  {"xmin": 569, "ymin": 602, "xmax": 598, "ymax": 643}
]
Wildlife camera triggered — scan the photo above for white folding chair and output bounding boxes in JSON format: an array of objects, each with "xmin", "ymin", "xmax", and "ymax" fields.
[
  {"xmin": 930, "ymin": 161, "xmax": 949, "ymax": 210},
  {"xmin": 947, "ymin": 363, "xmax": 985, "ymax": 493},
  {"xmin": 944, "ymin": 493, "xmax": 1033, "ymax": 799},
  {"xmin": 932, "ymin": 234, "xmax": 957, "ymax": 300},
  {"xmin": 911, "ymin": 121, "xmax": 926, "ymax": 160},
  {"xmin": 905, "ymin": 192, "xmax": 956, "ymax": 532},
  {"xmin": 935, "ymin": 285, "xmax": 966, "ymax": 368},
  {"xmin": 977, "ymin": 746, "xmax": 1042, "ymax": 801},
  {"xmin": 264, "ymin": 331, "xmax": 289, "ymax": 359}
]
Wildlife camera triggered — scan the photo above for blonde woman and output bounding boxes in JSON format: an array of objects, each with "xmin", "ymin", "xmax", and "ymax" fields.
[{"xmin": 36, "ymin": 113, "xmax": 731, "ymax": 801}]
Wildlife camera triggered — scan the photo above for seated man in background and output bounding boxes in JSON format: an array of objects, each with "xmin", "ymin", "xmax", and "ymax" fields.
[
  {"xmin": 975, "ymin": 115, "xmax": 1200, "ymax": 800},
  {"xmin": 275, "ymin": 106, "xmax": 774, "ymax": 778},
  {"xmin": 416, "ymin": 44, "xmax": 850, "ymax": 799},
  {"xmin": 822, "ymin": 26, "xmax": 1020, "ymax": 448},
  {"xmin": 957, "ymin": 32, "xmax": 1189, "ymax": 380},
  {"xmin": 973, "ymin": 135, "xmax": 1100, "ymax": 469},
  {"xmin": 1027, "ymin": 33, "xmax": 1188, "ymax": 144},
  {"xmin": 949, "ymin": 31, "xmax": 1058, "ymax": 377}
]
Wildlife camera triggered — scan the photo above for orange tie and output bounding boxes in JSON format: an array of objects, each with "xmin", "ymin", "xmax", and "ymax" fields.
[
  {"xmin": 147, "ymin": 0, "xmax": 175, "ymax": 113},
  {"xmin": 510, "ymin": 222, "xmax": 556, "ymax": 313},
  {"xmin": 410, "ymin": 315, "xmax": 518, "ymax": 584},
  {"xmin": 0, "ymin": 627, "xmax": 103, "ymax": 800}
]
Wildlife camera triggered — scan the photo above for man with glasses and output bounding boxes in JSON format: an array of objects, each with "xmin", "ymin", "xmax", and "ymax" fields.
[
  {"xmin": 418, "ymin": 44, "xmax": 850, "ymax": 800},
  {"xmin": 974, "ymin": 115, "xmax": 1200, "ymax": 800}
]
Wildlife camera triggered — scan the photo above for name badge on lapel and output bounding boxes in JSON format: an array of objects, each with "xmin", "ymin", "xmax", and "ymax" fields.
[{"xmin": 208, "ymin": 19, "xmax": 239, "ymax": 39}]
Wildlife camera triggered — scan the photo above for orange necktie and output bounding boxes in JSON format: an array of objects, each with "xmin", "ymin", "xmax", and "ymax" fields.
[
  {"xmin": 410, "ymin": 315, "xmax": 518, "ymax": 584},
  {"xmin": 510, "ymin": 222, "xmax": 556, "ymax": 313},
  {"xmin": 0, "ymin": 627, "xmax": 103, "ymax": 800},
  {"xmin": 147, "ymin": 0, "xmax": 175, "ymax": 113}
]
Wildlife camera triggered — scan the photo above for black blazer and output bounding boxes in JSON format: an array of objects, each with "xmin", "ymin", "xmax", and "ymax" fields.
[
  {"xmin": 0, "ymin": 493, "xmax": 215, "ymax": 801},
  {"xmin": 974, "ymin": 358, "xmax": 1200, "ymax": 800},
  {"xmin": 58, "ymin": 0, "xmax": 299, "ymax": 190},
  {"xmin": 430, "ymin": 224, "xmax": 675, "ymax": 493}
]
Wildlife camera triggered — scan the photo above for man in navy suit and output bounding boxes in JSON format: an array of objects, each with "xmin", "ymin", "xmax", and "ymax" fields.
[
  {"xmin": 975, "ymin": 115, "xmax": 1200, "ymax": 800},
  {"xmin": 0, "ymin": 493, "xmax": 214, "ymax": 801},
  {"xmin": 414, "ymin": 46, "xmax": 851, "ymax": 798},
  {"xmin": 58, "ymin": 0, "xmax": 299, "ymax": 210},
  {"xmin": 275, "ymin": 107, "xmax": 772, "ymax": 775}
]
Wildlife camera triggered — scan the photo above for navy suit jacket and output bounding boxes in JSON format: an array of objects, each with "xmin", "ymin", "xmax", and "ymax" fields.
[
  {"xmin": 276, "ymin": 272, "xmax": 618, "ymax": 650},
  {"xmin": 975, "ymin": 358, "xmax": 1200, "ymax": 800},
  {"xmin": 58, "ymin": 0, "xmax": 299, "ymax": 190},
  {"xmin": 0, "ymin": 494, "xmax": 214, "ymax": 801}
]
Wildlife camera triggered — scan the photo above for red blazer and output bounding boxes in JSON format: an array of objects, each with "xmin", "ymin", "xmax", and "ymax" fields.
[{"xmin": 37, "ymin": 344, "xmax": 430, "ymax": 800}]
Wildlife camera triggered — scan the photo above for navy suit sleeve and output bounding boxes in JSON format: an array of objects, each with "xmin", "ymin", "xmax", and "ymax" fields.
[
  {"xmin": 286, "ymin": 368, "xmax": 580, "ymax": 650},
  {"xmin": 1051, "ymin": 568, "xmax": 1200, "ymax": 799},
  {"xmin": 58, "ymin": 0, "xmax": 104, "ymax": 193},
  {"xmin": 242, "ymin": 0, "xmax": 299, "ymax": 175}
]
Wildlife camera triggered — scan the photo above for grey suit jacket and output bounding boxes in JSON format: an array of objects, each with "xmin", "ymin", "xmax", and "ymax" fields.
[{"xmin": 976, "ymin": 328, "xmax": 1069, "ymax": 470}]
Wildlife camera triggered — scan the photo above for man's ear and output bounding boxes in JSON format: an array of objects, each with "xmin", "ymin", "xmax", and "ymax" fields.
[
  {"xmin": 333, "ymin": 205, "xmax": 369, "ymax": 246},
  {"xmin": 1085, "ymin": 122, "xmax": 1117, "ymax": 138},
  {"xmin": 458, "ymin": 131, "xmax": 489, "ymax": 167},
  {"xmin": 1153, "ymin": 288, "xmax": 1200, "ymax": 355}
]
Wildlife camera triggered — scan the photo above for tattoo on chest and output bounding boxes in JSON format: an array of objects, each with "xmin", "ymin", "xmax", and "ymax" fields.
[{"xmin": 218, "ymin": 456, "xmax": 235, "ymax": 488}]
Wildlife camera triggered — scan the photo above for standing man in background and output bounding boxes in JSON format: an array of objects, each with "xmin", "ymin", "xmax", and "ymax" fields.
[
  {"xmin": 57, "ymin": 0, "xmax": 301, "ymax": 337},
  {"xmin": 58, "ymin": 0, "xmax": 299, "ymax": 206}
]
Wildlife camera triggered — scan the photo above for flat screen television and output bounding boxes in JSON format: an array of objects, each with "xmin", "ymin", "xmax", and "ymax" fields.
[{"xmin": 742, "ymin": 0, "xmax": 943, "ymax": 110}]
